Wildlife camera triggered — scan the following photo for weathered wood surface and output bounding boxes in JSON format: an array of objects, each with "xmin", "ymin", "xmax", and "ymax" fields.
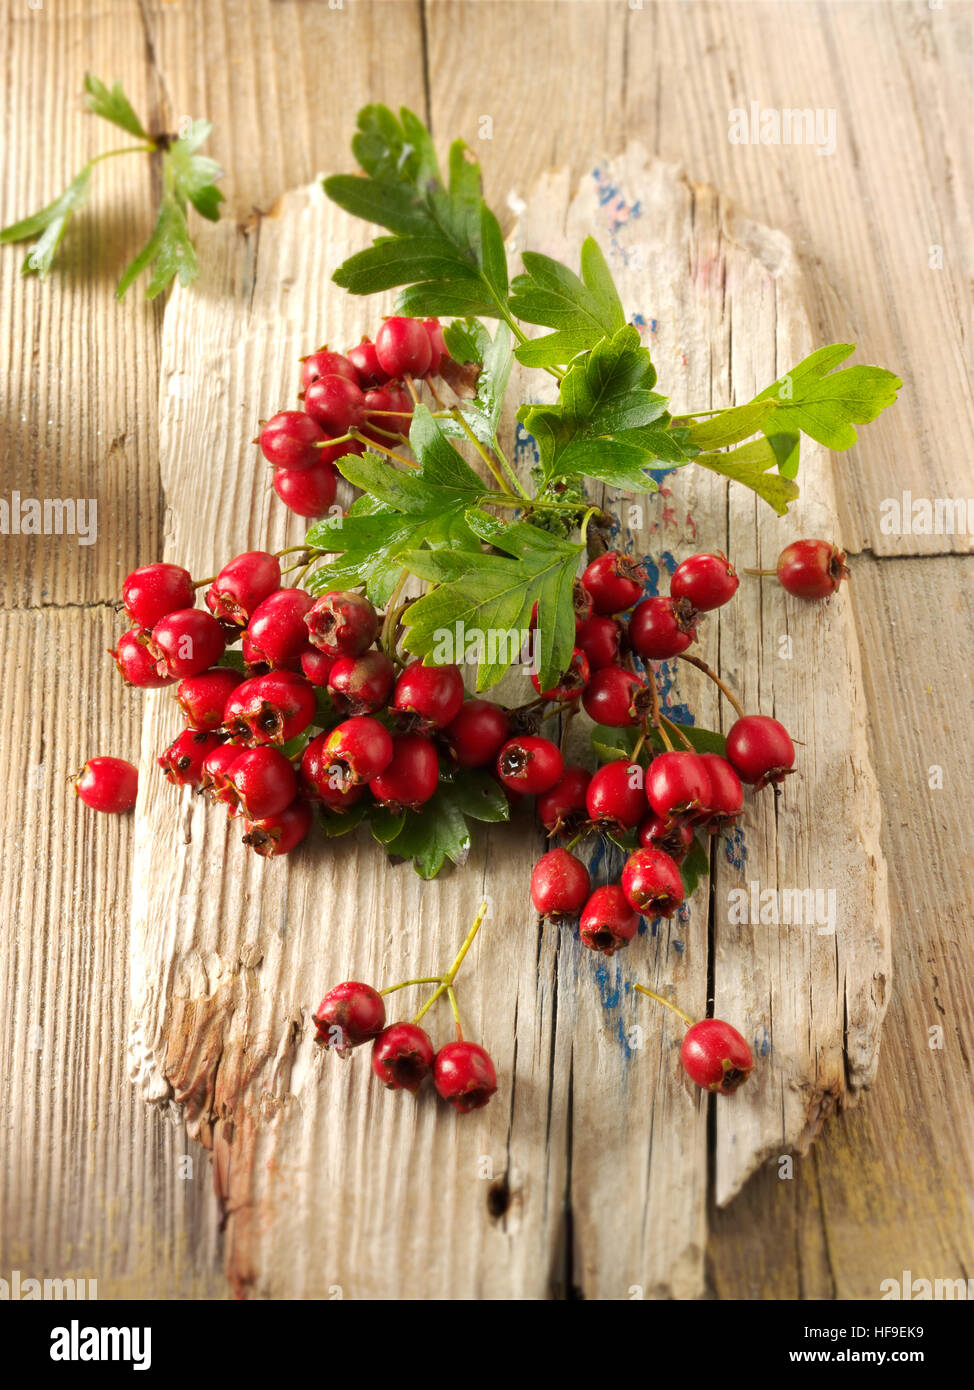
[{"xmin": 1, "ymin": 0, "xmax": 971, "ymax": 1301}]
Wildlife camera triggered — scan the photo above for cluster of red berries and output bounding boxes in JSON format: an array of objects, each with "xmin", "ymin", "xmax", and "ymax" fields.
[{"xmin": 256, "ymin": 316, "xmax": 450, "ymax": 518}]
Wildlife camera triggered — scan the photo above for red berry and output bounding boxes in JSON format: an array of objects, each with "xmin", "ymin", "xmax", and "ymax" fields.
[
  {"xmin": 346, "ymin": 338, "xmax": 389, "ymax": 388},
  {"xmin": 175, "ymin": 667, "xmax": 243, "ymax": 731},
  {"xmin": 375, "ymin": 316, "xmax": 432, "ymax": 378},
  {"xmin": 327, "ymin": 650, "xmax": 395, "ymax": 715},
  {"xmin": 371, "ymin": 1022, "xmax": 435, "ymax": 1093},
  {"xmin": 581, "ymin": 551, "xmax": 646, "ymax": 615},
  {"xmin": 110, "ymin": 628, "xmax": 176, "ymax": 688},
  {"xmin": 422, "ymin": 318, "xmax": 448, "ymax": 377},
  {"xmin": 442, "ymin": 699, "xmax": 510, "ymax": 768},
  {"xmin": 433, "ymin": 1041, "xmax": 497, "ymax": 1113},
  {"xmin": 299, "ymin": 348, "xmax": 358, "ymax": 390},
  {"xmin": 776, "ymin": 539, "xmax": 848, "ymax": 600},
  {"xmin": 536, "ymin": 766, "xmax": 591, "ymax": 837},
  {"xmin": 302, "ymin": 373, "xmax": 366, "ymax": 435},
  {"xmin": 300, "ymin": 734, "xmax": 368, "ymax": 809},
  {"xmin": 572, "ymin": 579, "xmax": 595, "ymax": 629},
  {"xmin": 242, "ymin": 797, "xmax": 313, "ymax": 857},
  {"xmin": 629, "ymin": 596, "xmax": 698, "ymax": 660},
  {"xmin": 576, "ymin": 614, "xmax": 622, "ymax": 670},
  {"xmin": 158, "ymin": 729, "xmax": 226, "ymax": 788},
  {"xmin": 392, "ymin": 660, "xmax": 466, "ymax": 730},
  {"xmin": 305, "ymin": 590, "xmax": 379, "ymax": 658},
  {"xmin": 579, "ymin": 885, "xmax": 639, "ymax": 955},
  {"xmin": 258, "ymin": 410, "xmax": 328, "ymax": 470},
  {"xmin": 646, "ymin": 751, "xmax": 712, "ymax": 823},
  {"xmin": 323, "ymin": 716, "xmax": 395, "ymax": 786},
  {"xmin": 670, "ymin": 553, "xmax": 739, "ymax": 611},
  {"xmin": 246, "ymin": 588, "xmax": 315, "ymax": 669},
  {"xmin": 681, "ymin": 1018, "xmax": 754, "ymax": 1095},
  {"xmin": 147, "ymin": 608, "xmax": 226, "ymax": 678},
  {"xmin": 369, "ymin": 733, "xmax": 439, "ymax": 810},
  {"xmin": 300, "ymin": 647, "xmax": 337, "ymax": 687},
  {"xmin": 621, "ymin": 846, "xmax": 684, "ymax": 917},
  {"xmin": 638, "ymin": 814, "xmax": 695, "ymax": 863},
  {"xmin": 121, "ymin": 563, "xmax": 194, "ymax": 630},
  {"xmin": 224, "ymin": 670, "xmax": 317, "ymax": 746},
  {"xmin": 530, "ymin": 847, "xmax": 591, "ymax": 921},
  {"xmin": 581, "ymin": 665, "xmax": 646, "ymax": 727},
  {"xmin": 313, "ymin": 981, "xmax": 387, "ymax": 1055},
  {"xmin": 697, "ymin": 753, "xmax": 743, "ymax": 831},
  {"xmin": 205, "ymin": 551, "xmax": 281, "ymax": 626},
  {"xmin": 73, "ymin": 756, "xmax": 138, "ymax": 814},
  {"xmin": 361, "ymin": 386, "xmax": 413, "ymax": 441},
  {"xmin": 725, "ymin": 715, "xmax": 795, "ymax": 789},
  {"xmin": 531, "ymin": 646, "xmax": 590, "ymax": 702},
  {"xmin": 200, "ymin": 742, "xmax": 244, "ymax": 810},
  {"xmin": 496, "ymin": 736, "xmax": 564, "ymax": 795},
  {"xmin": 272, "ymin": 462, "xmax": 338, "ymax": 517},
  {"xmin": 585, "ymin": 761, "xmax": 646, "ymax": 833},
  {"xmin": 226, "ymin": 745, "xmax": 297, "ymax": 820}
]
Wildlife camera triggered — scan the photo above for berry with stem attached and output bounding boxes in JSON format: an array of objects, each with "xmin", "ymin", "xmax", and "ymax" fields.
[
  {"xmin": 223, "ymin": 670, "xmax": 317, "ymax": 746},
  {"xmin": 258, "ymin": 410, "xmax": 329, "ymax": 471},
  {"xmin": 346, "ymin": 338, "xmax": 389, "ymax": 387},
  {"xmin": 110, "ymin": 628, "xmax": 177, "ymax": 688},
  {"xmin": 585, "ymin": 760, "xmax": 646, "ymax": 833},
  {"xmin": 313, "ymin": 982, "xmax": 387, "ymax": 1055},
  {"xmin": 638, "ymin": 814, "xmax": 695, "ymax": 863},
  {"xmin": 442, "ymin": 699, "xmax": 510, "ymax": 768},
  {"xmin": 581, "ymin": 551, "xmax": 646, "ymax": 615},
  {"xmin": 536, "ymin": 766, "xmax": 591, "ymax": 837},
  {"xmin": 158, "ymin": 729, "xmax": 226, "ymax": 789},
  {"xmin": 392, "ymin": 660, "xmax": 466, "ymax": 730},
  {"xmin": 327, "ymin": 650, "xmax": 395, "ymax": 715},
  {"xmin": 271, "ymin": 462, "xmax": 338, "ymax": 517},
  {"xmin": 646, "ymin": 751, "xmax": 712, "ymax": 824},
  {"xmin": 369, "ymin": 733, "xmax": 439, "ymax": 810},
  {"xmin": 681, "ymin": 1018, "xmax": 754, "ymax": 1094},
  {"xmin": 246, "ymin": 588, "xmax": 315, "ymax": 669},
  {"xmin": 697, "ymin": 753, "xmax": 743, "ymax": 831},
  {"xmin": 226, "ymin": 745, "xmax": 297, "ymax": 820},
  {"xmin": 302, "ymin": 373, "xmax": 366, "ymax": 435},
  {"xmin": 73, "ymin": 756, "xmax": 139, "ymax": 814},
  {"xmin": 629, "ymin": 596, "xmax": 698, "ymax": 660},
  {"xmin": 241, "ymin": 798, "xmax": 313, "ymax": 857},
  {"xmin": 375, "ymin": 316, "xmax": 432, "ymax": 378},
  {"xmin": 205, "ymin": 551, "xmax": 281, "ymax": 626},
  {"xmin": 497, "ymin": 735, "xmax": 564, "ymax": 795},
  {"xmin": 423, "ymin": 318, "xmax": 448, "ymax": 376},
  {"xmin": 122, "ymin": 563, "xmax": 194, "ymax": 631},
  {"xmin": 725, "ymin": 715, "xmax": 795, "ymax": 789},
  {"xmin": 775, "ymin": 539, "xmax": 849, "ymax": 600},
  {"xmin": 621, "ymin": 846, "xmax": 684, "ymax": 917},
  {"xmin": 433, "ymin": 1042, "xmax": 497, "ymax": 1113},
  {"xmin": 175, "ymin": 667, "xmax": 243, "ymax": 731},
  {"xmin": 371, "ymin": 1022, "xmax": 435, "ymax": 1093},
  {"xmin": 305, "ymin": 590, "xmax": 379, "ymax": 658},
  {"xmin": 670, "ymin": 553, "xmax": 739, "ymax": 611},
  {"xmin": 579, "ymin": 885, "xmax": 639, "ymax": 955},
  {"xmin": 146, "ymin": 608, "xmax": 226, "ymax": 679},
  {"xmin": 323, "ymin": 716, "xmax": 394, "ymax": 786},
  {"xmin": 530, "ymin": 848, "xmax": 591, "ymax": 921},
  {"xmin": 581, "ymin": 665, "xmax": 646, "ymax": 727}
]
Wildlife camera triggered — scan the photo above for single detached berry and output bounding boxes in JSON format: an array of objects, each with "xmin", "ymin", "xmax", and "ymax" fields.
[
  {"xmin": 302, "ymin": 373, "xmax": 366, "ymax": 435},
  {"xmin": 442, "ymin": 699, "xmax": 510, "ymax": 768},
  {"xmin": 224, "ymin": 670, "xmax": 317, "ymax": 746},
  {"xmin": 638, "ymin": 814, "xmax": 695, "ymax": 864},
  {"xmin": 73, "ymin": 756, "xmax": 138, "ymax": 814},
  {"xmin": 323, "ymin": 716, "xmax": 395, "ymax": 786},
  {"xmin": 242, "ymin": 798, "xmax": 312, "ymax": 857},
  {"xmin": 670, "ymin": 553, "xmax": 739, "ymax": 611},
  {"xmin": 246, "ymin": 588, "xmax": 315, "ymax": 669},
  {"xmin": 681, "ymin": 1018, "xmax": 754, "ymax": 1095},
  {"xmin": 121, "ymin": 562, "xmax": 194, "ymax": 631},
  {"xmin": 146, "ymin": 608, "xmax": 226, "ymax": 679},
  {"xmin": 576, "ymin": 614, "xmax": 622, "ymax": 671},
  {"xmin": 581, "ymin": 551, "xmax": 647, "ymax": 615},
  {"xmin": 621, "ymin": 846, "xmax": 684, "ymax": 917},
  {"xmin": 530, "ymin": 848, "xmax": 591, "ymax": 921},
  {"xmin": 433, "ymin": 1042, "xmax": 497, "ymax": 1113},
  {"xmin": 206, "ymin": 551, "xmax": 282, "ymax": 626},
  {"xmin": 346, "ymin": 338, "xmax": 389, "ymax": 387},
  {"xmin": 581, "ymin": 665, "xmax": 646, "ymax": 727},
  {"xmin": 272, "ymin": 462, "xmax": 338, "ymax": 517},
  {"xmin": 158, "ymin": 729, "xmax": 226, "ymax": 788},
  {"xmin": 496, "ymin": 736, "xmax": 564, "ymax": 796},
  {"xmin": 258, "ymin": 410, "xmax": 328, "ymax": 471},
  {"xmin": 371, "ymin": 1022, "xmax": 435, "ymax": 1093},
  {"xmin": 110, "ymin": 628, "xmax": 176, "ymax": 688},
  {"xmin": 628, "ymin": 596, "xmax": 698, "ymax": 660},
  {"xmin": 327, "ymin": 650, "xmax": 395, "ymax": 715},
  {"xmin": 369, "ymin": 733, "xmax": 439, "ymax": 811},
  {"xmin": 531, "ymin": 647, "xmax": 590, "ymax": 702},
  {"xmin": 305, "ymin": 590, "xmax": 379, "ymax": 658},
  {"xmin": 313, "ymin": 981, "xmax": 387, "ymax": 1056},
  {"xmin": 392, "ymin": 661, "xmax": 466, "ymax": 730},
  {"xmin": 646, "ymin": 751, "xmax": 712, "ymax": 823},
  {"xmin": 299, "ymin": 347, "xmax": 359, "ymax": 390},
  {"xmin": 375, "ymin": 316, "xmax": 432, "ymax": 379},
  {"xmin": 725, "ymin": 715, "xmax": 795, "ymax": 789},
  {"xmin": 175, "ymin": 667, "xmax": 243, "ymax": 731},
  {"xmin": 579, "ymin": 885, "xmax": 639, "ymax": 955},
  {"xmin": 585, "ymin": 761, "xmax": 646, "ymax": 833},
  {"xmin": 536, "ymin": 766, "xmax": 591, "ymax": 837},
  {"xmin": 697, "ymin": 753, "xmax": 743, "ymax": 832},
  {"xmin": 226, "ymin": 745, "xmax": 297, "ymax": 820},
  {"xmin": 776, "ymin": 539, "xmax": 849, "ymax": 600}
]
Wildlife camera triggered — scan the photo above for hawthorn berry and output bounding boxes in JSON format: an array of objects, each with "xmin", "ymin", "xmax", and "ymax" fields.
[
  {"xmin": 302, "ymin": 373, "xmax": 366, "ymax": 435},
  {"xmin": 223, "ymin": 670, "xmax": 317, "ymax": 746},
  {"xmin": 581, "ymin": 665, "xmax": 645, "ymax": 727},
  {"xmin": 122, "ymin": 563, "xmax": 195, "ymax": 631},
  {"xmin": 530, "ymin": 848, "xmax": 591, "ymax": 921},
  {"xmin": 697, "ymin": 753, "xmax": 743, "ymax": 831},
  {"xmin": 146, "ymin": 609, "xmax": 226, "ymax": 679},
  {"xmin": 242, "ymin": 798, "xmax": 313, "ymax": 857},
  {"xmin": 246, "ymin": 588, "xmax": 315, "ymax": 669},
  {"xmin": 200, "ymin": 742, "xmax": 245, "ymax": 810},
  {"xmin": 299, "ymin": 347, "xmax": 358, "ymax": 390},
  {"xmin": 496, "ymin": 736, "xmax": 564, "ymax": 795},
  {"xmin": 205, "ymin": 551, "xmax": 281, "ymax": 626},
  {"xmin": 531, "ymin": 647, "xmax": 590, "ymax": 702},
  {"xmin": 585, "ymin": 761, "xmax": 646, "ymax": 833},
  {"xmin": 158, "ymin": 729, "xmax": 226, "ymax": 788},
  {"xmin": 581, "ymin": 551, "xmax": 646, "ymax": 615},
  {"xmin": 73, "ymin": 756, "xmax": 138, "ymax": 814},
  {"xmin": 422, "ymin": 318, "xmax": 447, "ymax": 377},
  {"xmin": 258, "ymin": 410, "xmax": 328, "ymax": 471},
  {"xmin": 305, "ymin": 590, "xmax": 379, "ymax": 658},
  {"xmin": 680, "ymin": 1018, "xmax": 754, "ymax": 1095},
  {"xmin": 433, "ymin": 1041, "xmax": 497, "ymax": 1113},
  {"xmin": 369, "ymin": 733, "xmax": 440, "ymax": 810},
  {"xmin": 175, "ymin": 667, "xmax": 243, "ymax": 731},
  {"xmin": 300, "ymin": 647, "xmax": 337, "ymax": 687},
  {"xmin": 638, "ymin": 814, "xmax": 695, "ymax": 864},
  {"xmin": 579, "ymin": 885, "xmax": 639, "ymax": 955},
  {"xmin": 327, "ymin": 650, "xmax": 395, "ymax": 715},
  {"xmin": 536, "ymin": 766, "xmax": 591, "ymax": 837},
  {"xmin": 442, "ymin": 699, "xmax": 510, "ymax": 768},
  {"xmin": 346, "ymin": 338, "xmax": 389, "ymax": 387},
  {"xmin": 391, "ymin": 660, "xmax": 466, "ymax": 730},
  {"xmin": 572, "ymin": 579, "xmax": 594, "ymax": 628},
  {"xmin": 300, "ymin": 733, "xmax": 368, "ymax": 809},
  {"xmin": 375, "ymin": 316, "xmax": 432, "ymax": 378},
  {"xmin": 271, "ymin": 462, "xmax": 338, "ymax": 517},
  {"xmin": 323, "ymin": 716, "xmax": 394, "ymax": 786},
  {"xmin": 361, "ymin": 386, "xmax": 413, "ymax": 441},
  {"xmin": 670, "ymin": 553, "xmax": 739, "ymax": 611},
  {"xmin": 226, "ymin": 745, "xmax": 297, "ymax": 820},
  {"xmin": 110, "ymin": 628, "xmax": 177, "ymax": 688},
  {"xmin": 646, "ymin": 751, "xmax": 712, "ymax": 823},
  {"xmin": 725, "ymin": 715, "xmax": 795, "ymax": 789},
  {"xmin": 776, "ymin": 539, "xmax": 849, "ymax": 600},
  {"xmin": 628, "ymin": 596, "xmax": 698, "ymax": 660},
  {"xmin": 371, "ymin": 1022, "xmax": 435, "ymax": 1093},
  {"xmin": 313, "ymin": 981, "xmax": 387, "ymax": 1055},
  {"xmin": 621, "ymin": 846, "xmax": 684, "ymax": 917},
  {"xmin": 575, "ymin": 614, "xmax": 622, "ymax": 671}
]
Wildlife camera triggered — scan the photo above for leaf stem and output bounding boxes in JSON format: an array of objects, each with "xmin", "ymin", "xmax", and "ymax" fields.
[
  {"xmin": 633, "ymin": 983, "xmax": 696, "ymax": 1029},
  {"xmin": 450, "ymin": 407, "xmax": 510, "ymax": 492},
  {"xmin": 89, "ymin": 143, "xmax": 158, "ymax": 165},
  {"xmin": 676, "ymin": 653, "xmax": 746, "ymax": 719}
]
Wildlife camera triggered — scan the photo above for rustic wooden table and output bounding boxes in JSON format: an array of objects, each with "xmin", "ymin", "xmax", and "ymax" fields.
[{"xmin": 1, "ymin": 0, "xmax": 971, "ymax": 1300}]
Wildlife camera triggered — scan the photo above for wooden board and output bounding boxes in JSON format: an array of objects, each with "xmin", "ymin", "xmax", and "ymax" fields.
[{"xmin": 128, "ymin": 149, "xmax": 889, "ymax": 1298}]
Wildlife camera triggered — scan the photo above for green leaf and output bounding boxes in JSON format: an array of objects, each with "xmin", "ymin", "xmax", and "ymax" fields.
[
  {"xmin": 646, "ymin": 723, "xmax": 727, "ymax": 757},
  {"xmin": 591, "ymin": 724, "xmax": 642, "ymax": 764},
  {"xmin": 83, "ymin": 75, "xmax": 148, "ymax": 139},
  {"xmin": 448, "ymin": 768, "xmax": 511, "ymax": 823},
  {"xmin": 442, "ymin": 317, "xmax": 488, "ymax": 366},
  {"xmin": 382, "ymin": 786, "xmax": 473, "ymax": 879},
  {"xmin": 166, "ymin": 121, "xmax": 224, "ymax": 221},
  {"xmin": 680, "ymin": 836, "xmax": 711, "ymax": 898},
  {"xmin": 694, "ymin": 440, "xmax": 800, "ymax": 515},
  {"xmin": 509, "ymin": 237, "xmax": 626, "ymax": 369},
  {"xmin": 116, "ymin": 191, "xmax": 198, "ymax": 299},
  {"xmin": 369, "ymin": 804, "xmax": 408, "ymax": 845},
  {"xmin": 0, "ymin": 166, "xmax": 93, "ymax": 277},
  {"xmin": 684, "ymin": 398, "xmax": 776, "ymax": 450},
  {"xmin": 321, "ymin": 802, "xmax": 369, "ymax": 837},
  {"xmin": 591, "ymin": 721, "xmax": 727, "ymax": 762},
  {"xmin": 442, "ymin": 319, "xmax": 513, "ymax": 452}
]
